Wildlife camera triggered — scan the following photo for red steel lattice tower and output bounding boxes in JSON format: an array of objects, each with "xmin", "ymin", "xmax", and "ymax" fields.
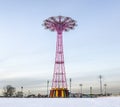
[{"xmin": 43, "ymin": 16, "xmax": 76, "ymax": 97}]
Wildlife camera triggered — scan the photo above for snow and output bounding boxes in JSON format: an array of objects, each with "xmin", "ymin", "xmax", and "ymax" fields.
[{"xmin": 0, "ymin": 97, "xmax": 120, "ymax": 107}]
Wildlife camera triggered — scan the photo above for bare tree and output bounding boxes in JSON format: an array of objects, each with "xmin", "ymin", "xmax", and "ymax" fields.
[{"xmin": 3, "ymin": 85, "xmax": 16, "ymax": 97}]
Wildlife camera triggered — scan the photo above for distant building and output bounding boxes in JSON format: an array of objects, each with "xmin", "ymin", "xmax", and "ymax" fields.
[{"xmin": 16, "ymin": 91, "xmax": 23, "ymax": 97}]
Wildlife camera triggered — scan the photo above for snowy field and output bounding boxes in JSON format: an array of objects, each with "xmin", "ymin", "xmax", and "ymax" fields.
[{"xmin": 0, "ymin": 97, "xmax": 120, "ymax": 107}]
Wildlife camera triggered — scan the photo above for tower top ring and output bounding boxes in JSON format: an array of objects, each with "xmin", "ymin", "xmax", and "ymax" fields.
[{"xmin": 43, "ymin": 16, "xmax": 77, "ymax": 34}]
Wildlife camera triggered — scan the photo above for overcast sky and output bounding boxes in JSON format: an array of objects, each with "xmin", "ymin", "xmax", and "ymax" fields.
[{"xmin": 0, "ymin": 0, "xmax": 120, "ymax": 95}]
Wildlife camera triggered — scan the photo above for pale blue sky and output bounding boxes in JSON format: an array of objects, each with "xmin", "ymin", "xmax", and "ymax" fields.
[{"xmin": 0, "ymin": 0, "xmax": 120, "ymax": 95}]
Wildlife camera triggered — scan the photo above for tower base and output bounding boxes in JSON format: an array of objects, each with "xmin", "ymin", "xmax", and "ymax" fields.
[{"xmin": 50, "ymin": 88, "xmax": 69, "ymax": 98}]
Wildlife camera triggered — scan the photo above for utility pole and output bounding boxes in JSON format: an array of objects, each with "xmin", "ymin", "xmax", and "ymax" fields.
[
  {"xmin": 47, "ymin": 80, "xmax": 49, "ymax": 97},
  {"xmin": 99, "ymin": 75, "xmax": 103, "ymax": 95},
  {"xmin": 21, "ymin": 86, "xmax": 23, "ymax": 92},
  {"xmin": 79, "ymin": 84, "xmax": 83, "ymax": 97},
  {"xmin": 104, "ymin": 84, "xmax": 107, "ymax": 96},
  {"xmin": 90, "ymin": 86, "xmax": 92, "ymax": 98},
  {"xmin": 21, "ymin": 86, "xmax": 23, "ymax": 97},
  {"xmin": 69, "ymin": 78, "xmax": 72, "ymax": 97}
]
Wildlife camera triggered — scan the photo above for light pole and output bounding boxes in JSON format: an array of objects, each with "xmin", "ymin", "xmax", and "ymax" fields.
[
  {"xmin": 47, "ymin": 80, "xmax": 49, "ymax": 97},
  {"xmin": 21, "ymin": 86, "xmax": 23, "ymax": 92},
  {"xmin": 104, "ymin": 84, "xmax": 107, "ymax": 96},
  {"xmin": 90, "ymin": 86, "xmax": 92, "ymax": 98},
  {"xmin": 69, "ymin": 78, "xmax": 72, "ymax": 97},
  {"xmin": 21, "ymin": 86, "xmax": 23, "ymax": 97},
  {"xmin": 79, "ymin": 84, "xmax": 82, "ymax": 97},
  {"xmin": 99, "ymin": 75, "xmax": 103, "ymax": 95}
]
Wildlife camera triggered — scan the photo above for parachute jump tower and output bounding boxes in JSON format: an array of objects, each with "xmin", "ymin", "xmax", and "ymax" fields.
[{"xmin": 43, "ymin": 16, "xmax": 76, "ymax": 97}]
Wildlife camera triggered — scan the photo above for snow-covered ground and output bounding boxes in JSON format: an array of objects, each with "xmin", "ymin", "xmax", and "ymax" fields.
[{"xmin": 0, "ymin": 97, "xmax": 120, "ymax": 107}]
